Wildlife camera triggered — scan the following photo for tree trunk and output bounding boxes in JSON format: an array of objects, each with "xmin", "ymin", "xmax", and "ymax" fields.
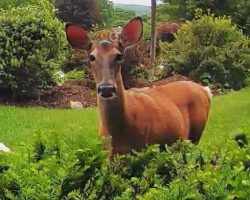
[{"xmin": 150, "ymin": 0, "xmax": 157, "ymax": 67}]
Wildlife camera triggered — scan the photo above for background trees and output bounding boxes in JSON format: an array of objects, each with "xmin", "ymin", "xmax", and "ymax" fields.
[
  {"xmin": 55, "ymin": 0, "xmax": 102, "ymax": 30},
  {"xmin": 157, "ymin": 0, "xmax": 250, "ymax": 34}
]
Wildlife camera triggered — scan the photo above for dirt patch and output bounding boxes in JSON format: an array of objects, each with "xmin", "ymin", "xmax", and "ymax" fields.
[
  {"xmin": 32, "ymin": 75, "xmax": 190, "ymax": 108},
  {"xmin": 28, "ymin": 80, "xmax": 97, "ymax": 108},
  {"xmin": 0, "ymin": 75, "xmax": 220, "ymax": 108},
  {"xmin": 0, "ymin": 80, "xmax": 96, "ymax": 108}
]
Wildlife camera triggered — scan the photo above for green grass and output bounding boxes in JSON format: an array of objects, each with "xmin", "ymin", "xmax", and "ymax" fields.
[
  {"xmin": 200, "ymin": 86, "xmax": 250, "ymax": 150},
  {"xmin": 0, "ymin": 107, "xmax": 99, "ymax": 151},
  {"xmin": 0, "ymin": 86, "xmax": 250, "ymax": 152}
]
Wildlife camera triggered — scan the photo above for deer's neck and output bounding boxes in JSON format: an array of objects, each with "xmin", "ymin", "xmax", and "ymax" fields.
[{"xmin": 97, "ymin": 73, "xmax": 126, "ymax": 136}]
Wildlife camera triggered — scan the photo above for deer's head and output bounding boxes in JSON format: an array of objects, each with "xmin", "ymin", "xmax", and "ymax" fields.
[{"xmin": 65, "ymin": 17, "xmax": 143, "ymax": 99}]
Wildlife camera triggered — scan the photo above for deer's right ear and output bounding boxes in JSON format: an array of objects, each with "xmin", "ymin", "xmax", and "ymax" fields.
[{"xmin": 65, "ymin": 24, "xmax": 92, "ymax": 51}]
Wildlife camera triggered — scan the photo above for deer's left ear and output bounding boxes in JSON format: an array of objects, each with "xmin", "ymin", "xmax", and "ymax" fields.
[{"xmin": 120, "ymin": 17, "xmax": 143, "ymax": 47}]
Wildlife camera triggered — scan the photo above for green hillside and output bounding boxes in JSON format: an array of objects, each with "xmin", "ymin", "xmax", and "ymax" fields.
[{"xmin": 114, "ymin": 3, "xmax": 150, "ymax": 15}]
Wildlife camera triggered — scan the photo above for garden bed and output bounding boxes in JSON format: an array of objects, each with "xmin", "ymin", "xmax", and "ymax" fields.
[{"xmin": 0, "ymin": 75, "xmax": 220, "ymax": 109}]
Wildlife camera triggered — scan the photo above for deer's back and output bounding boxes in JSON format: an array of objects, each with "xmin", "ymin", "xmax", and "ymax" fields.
[{"xmin": 121, "ymin": 81, "xmax": 211, "ymax": 149}]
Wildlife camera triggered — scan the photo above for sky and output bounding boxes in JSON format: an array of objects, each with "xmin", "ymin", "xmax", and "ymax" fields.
[{"xmin": 111, "ymin": 0, "xmax": 154, "ymax": 6}]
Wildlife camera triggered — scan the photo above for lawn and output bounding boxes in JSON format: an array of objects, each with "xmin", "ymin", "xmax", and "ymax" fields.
[
  {"xmin": 0, "ymin": 107, "xmax": 99, "ymax": 151},
  {"xmin": 200, "ymin": 86, "xmax": 250, "ymax": 150},
  {"xmin": 1, "ymin": 86, "xmax": 250, "ymax": 152}
]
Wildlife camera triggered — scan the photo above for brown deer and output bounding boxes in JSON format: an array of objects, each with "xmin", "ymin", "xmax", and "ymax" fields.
[{"xmin": 65, "ymin": 17, "xmax": 212, "ymax": 156}]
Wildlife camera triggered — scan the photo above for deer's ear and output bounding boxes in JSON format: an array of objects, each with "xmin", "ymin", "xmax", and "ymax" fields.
[
  {"xmin": 65, "ymin": 24, "xmax": 92, "ymax": 50},
  {"xmin": 120, "ymin": 17, "xmax": 143, "ymax": 47}
]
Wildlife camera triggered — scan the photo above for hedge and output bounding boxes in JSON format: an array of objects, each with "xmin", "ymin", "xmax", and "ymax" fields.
[
  {"xmin": 158, "ymin": 14, "xmax": 250, "ymax": 90},
  {"xmin": 0, "ymin": 0, "xmax": 69, "ymax": 98}
]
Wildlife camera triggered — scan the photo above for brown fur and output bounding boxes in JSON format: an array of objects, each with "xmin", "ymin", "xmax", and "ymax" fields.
[{"xmin": 98, "ymin": 73, "xmax": 211, "ymax": 156}]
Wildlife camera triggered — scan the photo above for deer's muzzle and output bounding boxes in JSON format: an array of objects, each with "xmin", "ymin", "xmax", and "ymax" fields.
[{"xmin": 97, "ymin": 84, "xmax": 117, "ymax": 99}]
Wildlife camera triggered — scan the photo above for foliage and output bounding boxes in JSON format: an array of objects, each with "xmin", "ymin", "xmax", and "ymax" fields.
[
  {"xmin": 0, "ymin": 0, "xmax": 55, "ymax": 9},
  {"xmin": 158, "ymin": 14, "xmax": 250, "ymax": 90},
  {"xmin": 0, "ymin": 0, "xmax": 139, "ymax": 31},
  {"xmin": 157, "ymin": 0, "xmax": 250, "ymax": 35},
  {"xmin": 235, "ymin": 1, "xmax": 250, "ymax": 35},
  {"xmin": 55, "ymin": 0, "xmax": 101, "ymax": 30},
  {"xmin": 115, "ymin": 4, "xmax": 150, "ymax": 16},
  {"xmin": 110, "ymin": 8, "xmax": 136, "ymax": 27},
  {"xmin": 96, "ymin": 0, "xmax": 114, "ymax": 27},
  {"xmin": 141, "ymin": 14, "xmax": 152, "ymax": 40},
  {"xmin": 96, "ymin": 0, "xmax": 136, "ymax": 28},
  {"xmin": 0, "ymin": 1, "xmax": 69, "ymax": 98},
  {"xmin": 0, "ymin": 0, "xmax": 39, "ymax": 9},
  {"xmin": 64, "ymin": 69, "xmax": 85, "ymax": 81},
  {"xmin": 1, "ymin": 135, "xmax": 250, "ymax": 199},
  {"xmin": 158, "ymin": 0, "xmax": 237, "ymax": 21},
  {"xmin": 54, "ymin": 69, "xmax": 85, "ymax": 84}
]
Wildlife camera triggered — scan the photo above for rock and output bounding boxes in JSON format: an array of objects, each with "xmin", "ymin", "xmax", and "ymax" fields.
[
  {"xmin": 0, "ymin": 143, "xmax": 11, "ymax": 153},
  {"xmin": 235, "ymin": 133, "xmax": 248, "ymax": 148},
  {"xmin": 70, "ymin": 101, "xmax": 83, "ymax": 109}
]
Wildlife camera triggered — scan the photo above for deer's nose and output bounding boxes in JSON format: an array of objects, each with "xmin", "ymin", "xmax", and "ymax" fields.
[{"xmin": 97, "ymin": 84, "xmax": 116, "ymax": 98}]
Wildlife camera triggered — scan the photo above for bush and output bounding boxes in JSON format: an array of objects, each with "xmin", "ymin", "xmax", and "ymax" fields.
[
  {"xmin": 1, "ymin": 133, "xmax": 250, "ymax": 199},
  {"xmin": 54, "ymin": 69, "xmax": 85, "ymax": 84},
  {"xmin": 158, "ymin": 14, "xmax": 250, "ymax": 90},
  {"xmin": 0, "ymin": 1, "xmax": 69, "ymax": 98},
  {"xmin": 0, "ymin": 0, "xmax": 38, "ymax": 9}
]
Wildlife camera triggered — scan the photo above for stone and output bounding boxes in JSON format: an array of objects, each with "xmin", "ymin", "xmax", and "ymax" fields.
[
  {"xmin": 0, "ymin": 143, "xmax": 11, "ymax": 153},
  {"xmin": 70, "ymin": 101, "xmax": 83, "ymax": 109}
]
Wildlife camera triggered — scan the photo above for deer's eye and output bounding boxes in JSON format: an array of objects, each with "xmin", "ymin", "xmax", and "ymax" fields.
[
  {"xmin": 115, "ymin": 53, "xmax": 124, "ymax": 63},
  {"xmin": 89, "ymin": 55, "xmax": 96, "ymax": 62}
]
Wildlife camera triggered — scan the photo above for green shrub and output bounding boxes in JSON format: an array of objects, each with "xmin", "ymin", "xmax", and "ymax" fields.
[
  {"xmin": 158, "ymin": 14, "xmax": 250, "ymax": 90},
  {"xmin": 0, "ymin": 0, "xmax": 55, "ymax": 9},
  {"xmin": 1, "ymin": 133, "xmax": 250, "ymax": 199},
  {"xmin": 54, "ymin": 69, "xmax": 85, "ymax": 84},
  {"xmin": 0, "ymin": 0, "xmax": 37, "ymax": 9},
  {"xmin": 0, "ymin": 1, "xmax": 69, "ymax": 98}
]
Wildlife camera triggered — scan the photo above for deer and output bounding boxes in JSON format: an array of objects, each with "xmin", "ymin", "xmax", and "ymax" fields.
[{"xmin": 65, "ymin": 17, "xmax": 212, "ymax": 157}]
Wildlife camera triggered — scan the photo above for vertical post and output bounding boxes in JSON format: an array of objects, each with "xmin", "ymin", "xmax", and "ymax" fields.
[{"xmin": 150, "ymin": 0, "xmax": 157, "ymax": 67}]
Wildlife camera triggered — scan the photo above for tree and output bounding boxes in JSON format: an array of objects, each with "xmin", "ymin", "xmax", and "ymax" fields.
[
  {"xmin": 55, "ymin": 0, "xmax": 101, "ymax": 30},
  {"xmin": 96, "ymin": 0, "xmax": 136, "ymax": 28},
  {"xmin": 96, "ymin": 0, "xmax": 114, "ymax": 27},
  {"xmin": 157, "ymin": 0, "xmax": 250, "ymax": 34}
]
